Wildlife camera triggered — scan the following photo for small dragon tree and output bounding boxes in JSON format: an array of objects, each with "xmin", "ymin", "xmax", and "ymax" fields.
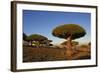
[
  {"xmin": 26, "ymin": 34, "xmax": 48, "ymax": 46},
  {"xmin": 52, "ymin": 24, "xmax": 86, "ymax": 59}
]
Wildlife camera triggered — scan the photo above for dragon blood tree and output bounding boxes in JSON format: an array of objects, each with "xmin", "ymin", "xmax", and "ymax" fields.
[
  {"xmin": 52, "ymin": 24, "xmax": 86, "ymax": 59},
  {"xmin": 26, "ymin": 34, "xmax": 48, "ymax": 46}
]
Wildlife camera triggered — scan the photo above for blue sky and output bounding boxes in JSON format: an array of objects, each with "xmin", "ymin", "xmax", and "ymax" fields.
[{"xmin": 23, "ymin": 10, "xmax": 91, "ymax": 45}]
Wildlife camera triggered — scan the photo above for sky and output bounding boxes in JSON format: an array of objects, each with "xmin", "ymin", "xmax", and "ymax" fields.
[{"xmin": 23, "ymin": 10, "xmax": 91, "ymax": 45}]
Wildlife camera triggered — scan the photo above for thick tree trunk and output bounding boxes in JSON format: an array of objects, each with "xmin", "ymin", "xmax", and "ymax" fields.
[
  {"xmin": 67, "ymin": 36, "xmax": 72, "ymax": 50},
  {"xmin": 66, "ymin": 36, "xmax": 74, "ymax": 59}
]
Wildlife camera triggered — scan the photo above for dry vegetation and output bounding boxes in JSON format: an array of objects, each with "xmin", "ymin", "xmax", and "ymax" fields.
[{"xmin": 23, "ymin": 44, "xmax": 91, "ymax": 62}]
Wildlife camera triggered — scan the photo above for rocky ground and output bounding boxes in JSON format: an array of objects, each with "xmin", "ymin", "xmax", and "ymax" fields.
[{"xmin": 23, "ymin": 45, "xmax": 90, "ymax": 62}]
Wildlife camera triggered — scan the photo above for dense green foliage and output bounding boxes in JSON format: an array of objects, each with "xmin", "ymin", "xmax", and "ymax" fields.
[
  {"xmin": 26, "ymin": 34, "xmax": 48, "ymax": 41},
  {"xmin": 52, "ymin": 24, "xmax": 86, "ymax": 40}
]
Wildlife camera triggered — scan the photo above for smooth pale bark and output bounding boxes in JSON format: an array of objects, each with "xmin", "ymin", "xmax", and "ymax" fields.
[{"xmin": 65, "ymin": 36, "xmax": 74, "ymax": 59}]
